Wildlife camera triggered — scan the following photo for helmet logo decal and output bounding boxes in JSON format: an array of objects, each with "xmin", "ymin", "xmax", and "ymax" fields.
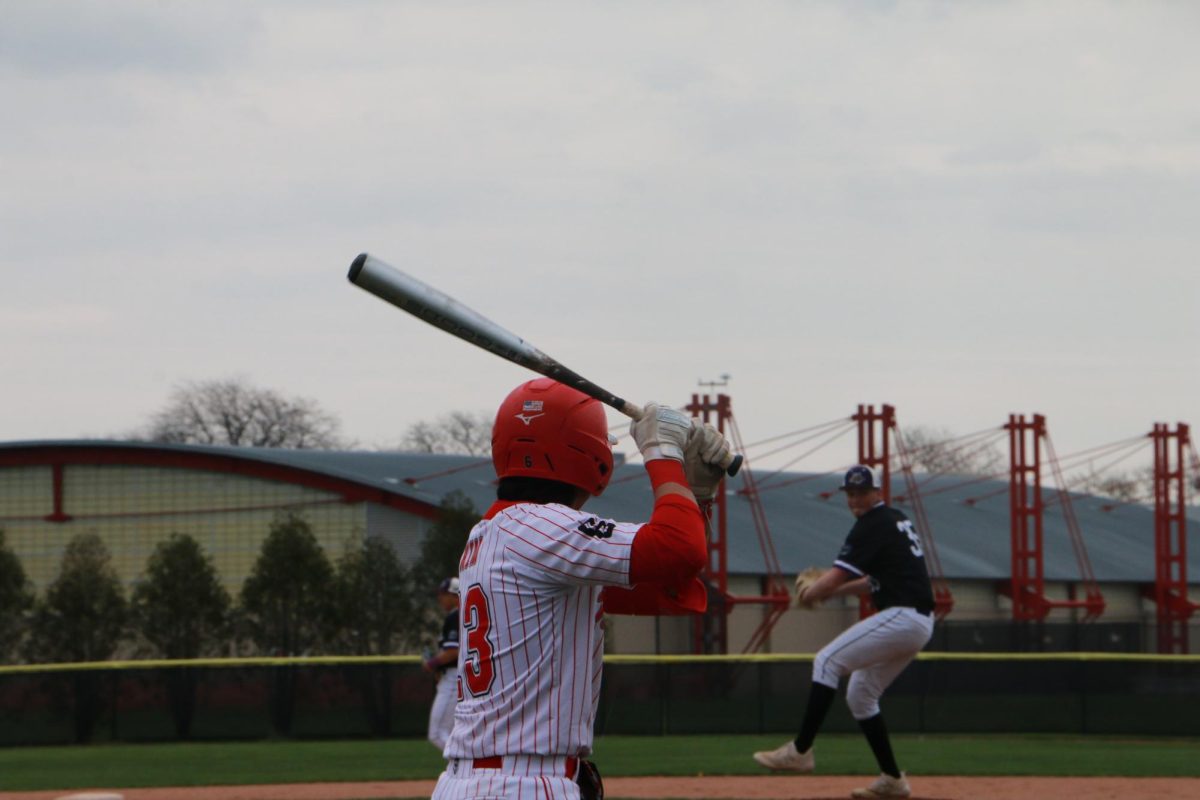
[{"xmin": 515, "ymin": 400, "xmax": 545, "ymax": 426}]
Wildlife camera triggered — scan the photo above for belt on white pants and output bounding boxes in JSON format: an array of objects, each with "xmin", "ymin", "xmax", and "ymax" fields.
[{"xmin": 447, "ymin": 754, "xmax": 579, "ymax": 779}]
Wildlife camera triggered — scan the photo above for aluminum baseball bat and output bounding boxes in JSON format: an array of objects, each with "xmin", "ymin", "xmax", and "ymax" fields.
[{"xmin": 347, "ymin": 253, "xmax": 742, "ymax": 476}]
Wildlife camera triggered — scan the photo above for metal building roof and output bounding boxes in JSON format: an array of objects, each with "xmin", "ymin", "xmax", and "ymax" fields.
[
  {"xmin": 248, "ymin": 445, "xmax": 1197, "ymax": 585},
  {"xmin": 3, "ymin": 441, "xmax": 1196, "ymax": 583}
]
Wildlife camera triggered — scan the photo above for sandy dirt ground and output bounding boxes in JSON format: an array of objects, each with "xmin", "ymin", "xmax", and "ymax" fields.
[{"xmin": 5, "ymin": 775, "xmax": 1198, "ymax": 800}]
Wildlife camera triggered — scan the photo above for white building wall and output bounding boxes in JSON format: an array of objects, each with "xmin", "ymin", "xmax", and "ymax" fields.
[
  {"xmin": 941, "ymin": 580, "xmax": 1000, "ymax": 619},
  {"xmin": 607, "ymin": 578, "xmax": 1200, "ymax": 654},
  {"xmin": 366, "ymin": 503, "xmax": 432, "ymax": 564},
  {"xmin": 606, "ymin": 614, "xmax": 692, "ymax": 654}
]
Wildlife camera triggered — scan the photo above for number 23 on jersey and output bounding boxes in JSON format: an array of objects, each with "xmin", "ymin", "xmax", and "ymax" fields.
[{"xmin": 460, "ymin": 583, "xmax": 496, "ymax": 697}]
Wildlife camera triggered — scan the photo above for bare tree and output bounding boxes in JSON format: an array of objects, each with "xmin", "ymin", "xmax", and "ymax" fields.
[
  {"xmin": 399, "ymin": 411, "xmax": 491, "ymax": 455},
  {"xmin": 1072, "ymin": 468, "xmax": 1149, "ymax": 504},
  {"xmin": 899, "ymin": 425, "xmax": 1005, "ymax": 476},
  {"xmin": 143, "ymin": 377, "xmax": 344, "ymax": 449}
]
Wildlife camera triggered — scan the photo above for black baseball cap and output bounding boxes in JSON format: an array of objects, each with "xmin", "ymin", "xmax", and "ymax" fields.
[
  {"xmin": 437, "ymin": 577, "xmax": 460, "ymax": 595},
  {"xmin": 839, "ymin": 465, "xmax": 881, "ymax": 491}
]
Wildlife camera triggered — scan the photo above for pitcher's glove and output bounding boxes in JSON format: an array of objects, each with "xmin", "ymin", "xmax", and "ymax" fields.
[
  {"xmin": 576, "ymin": 758, "xmax": 604, "ymax": 800},
  {"xmin": 793, "ymin": 566, "xmax": 825, "ymax": 609}
]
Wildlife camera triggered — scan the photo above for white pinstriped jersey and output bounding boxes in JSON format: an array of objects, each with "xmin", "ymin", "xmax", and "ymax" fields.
[{"xmin": 444, "ymin": 501, "xmax": 641, "ymax": 760}]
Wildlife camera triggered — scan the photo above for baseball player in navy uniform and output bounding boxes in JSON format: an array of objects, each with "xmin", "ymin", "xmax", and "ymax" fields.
[
  {"xmin": 423, "ymin": 576, "xmax": 461, "ymax": 752},
  {"xmin": 753, "ymin": 465, "xmax": 935, "ymax": 799}
]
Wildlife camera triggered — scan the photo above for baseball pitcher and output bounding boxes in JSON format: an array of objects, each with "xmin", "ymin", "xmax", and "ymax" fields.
[{"xmin": 754, "ymin": 465, "xmax": 935, "ymax": 799}]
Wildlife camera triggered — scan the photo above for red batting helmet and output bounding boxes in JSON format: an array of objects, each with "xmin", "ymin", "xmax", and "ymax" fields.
[{"xmin": 492, "ymin": 378, "xmax": 614, "ymax": 496}]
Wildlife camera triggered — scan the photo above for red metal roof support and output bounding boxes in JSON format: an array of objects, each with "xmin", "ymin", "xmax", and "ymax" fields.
[
  {"xmin": 853, "ymin": 404, "xmax": 893, "ymax": 503},
  {"xmin": 687, "ymin": 392, "xmax": 731, "ymax": 654},
  {"xmin": 852, "ymin": 405, "xmax": 891, "ymax": 618},
  {"xmin": 852, "ymin": 405, "xmax": 954, "ymax": 620},
  {"xmin": 1006, "ymin": 414, "xmax": 1049, "ymax": 620},
  {"xmin": 45, "ymin": 462, "xmax": 73, "ymax": 523},
  {"xmin": 726, "ymin": 408, "xmax": 791, "ymax": 654},
  {"xmin": 1150, "ymin": 422, "xmax": 1197, "ymax": 654},
  {"xmin": 1003, "ymin": 413, "xmax": 1105, "ymax": 622},
  {"xmin": 891, "ymin": 422, "xmax": 956, "ymax": 619},
  {"xmin": 685, "ymin": 392, "xmax": 791, "ymax": 654}
]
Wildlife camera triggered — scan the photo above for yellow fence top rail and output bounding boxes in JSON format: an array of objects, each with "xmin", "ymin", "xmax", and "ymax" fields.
[{"xmin": 1, "ymin": 651, "xmax": 1198, "ymax": 674}]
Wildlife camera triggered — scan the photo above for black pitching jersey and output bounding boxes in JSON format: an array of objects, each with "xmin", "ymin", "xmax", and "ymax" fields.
[
  {"xmin": 834, "ymin": 503, "xmax": 935, "ymax": 614},
  {"xmin": 437, "ymin": 608, "xmax": 460, "ymax": 674}
]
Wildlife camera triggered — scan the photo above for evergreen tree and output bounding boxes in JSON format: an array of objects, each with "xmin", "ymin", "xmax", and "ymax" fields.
[
  {"xmin": 26, "ymin": 532, "xmax": 128, "ymax": 743},
  {"xmin": 330, "ymin": 536, "xmax": 416, "ymax": 736},
  {"xmin": 413, "ymin": 490, "xmax": 479, "ymax": 601},
  {"xmin": 331, "ymin": 536, "xmax": 416, "ymax": 655},
  {"xmin": 239, "ymin": 513, "xmax": 334, "ymax": 656},
  {"xmin": 132, "ymin": 533, "xmax": 230, "ymax": 659},
  {"xmin": 0, "ymin": 530, "xmax": 33, "ymax": 662},
  {"xmin": 27, "ymin": 533, "xmax": 127, "ymax": 663}
]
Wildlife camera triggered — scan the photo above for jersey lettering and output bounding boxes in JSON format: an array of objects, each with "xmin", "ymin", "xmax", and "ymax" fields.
[
  {"xmin": 897, "ymin": 519, "xmax": 924, "ymax": 557},
  {"xmin": 459, "ymin": 537, "xmax": 481, "ymax": 571},
  {"xmin": 577, "ymin": 517, "xmax": 616, "ymax": 539},
  {"xmin": 461, "ymin": 583, "xmax": 496, "ymax": 697}
]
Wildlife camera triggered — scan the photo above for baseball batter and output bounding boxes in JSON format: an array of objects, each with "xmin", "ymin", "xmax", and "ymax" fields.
[
  {"xmin": 423, "ymin": 576, "xmax": 461, "ymax": 752},
  {"xmin": 754, "ymin": 465, "xmax": 935, "ymax": 799},
  {"xmin": 430, "ymin": 378, "xmax": 730, "ymax": 800}
]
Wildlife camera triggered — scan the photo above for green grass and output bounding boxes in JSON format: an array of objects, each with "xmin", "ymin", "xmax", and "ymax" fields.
[
  {"xmin": 0, "ymin": 739, "xmax": 445, "ymax": 791},
  {"xmin": 0, "ymin": 734, "xmax": 1197, "ymax": 792},
  {"xmin": 620, "ymin": 733, "xmax": 1200, "ymax": 778}
]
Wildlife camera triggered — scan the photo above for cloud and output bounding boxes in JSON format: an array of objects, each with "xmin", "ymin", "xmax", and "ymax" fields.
[
  {"xmin": 0, "ymin": 2, "xmax": 260, "ymax": 75},
  {"xmin": 1, "ymin": 1, "xmax": 1197, "ymax": 460},
  {"xmin": 0, "ymin": 303, "xmax": 116, "ymax": 334}
]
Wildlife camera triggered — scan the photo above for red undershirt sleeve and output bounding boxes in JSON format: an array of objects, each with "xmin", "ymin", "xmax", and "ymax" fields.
[
  {"xmin": 628, "ymin": 460, "xmax": 706, "ymax": 585},
  {"xmin": 600, "ymin": 459, "xmax": 710, "ymax": 616}
]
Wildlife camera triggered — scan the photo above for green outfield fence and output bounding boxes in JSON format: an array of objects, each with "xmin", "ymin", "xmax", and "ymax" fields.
[{"xmin": 2, "ymin": 652, "xmax": 1198, "ymax": 746}]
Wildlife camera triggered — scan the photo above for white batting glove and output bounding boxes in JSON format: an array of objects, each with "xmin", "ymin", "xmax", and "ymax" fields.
[
  {"xmin": 690, "ymin": 421, "xmax": 732, "ymax": 467},
  {"xmin": 684, "ymin": 421, "xmax": 731, "ymax": 501},
  {"xmin": 629, "ymin": 402, "xmax": 691, "ymax": 463}
]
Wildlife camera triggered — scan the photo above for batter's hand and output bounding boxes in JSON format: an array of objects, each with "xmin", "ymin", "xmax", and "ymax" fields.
[
  {"xmin": 684, "ymin": 421, "xmax": 731, "ymax": 502},
  {"xmin": 629, "ymin": 403, "xmax": 691, "ymax": 463}
]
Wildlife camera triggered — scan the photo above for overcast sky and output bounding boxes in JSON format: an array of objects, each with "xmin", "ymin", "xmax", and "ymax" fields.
[{"xmin": 3, "ymin": 1, "xmax": 1197, "ymax": 475}]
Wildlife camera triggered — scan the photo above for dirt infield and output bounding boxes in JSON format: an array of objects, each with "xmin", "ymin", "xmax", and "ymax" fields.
[{"xmin": 4, "ymin": 775, "xmax": 1196, "ymax": 800}]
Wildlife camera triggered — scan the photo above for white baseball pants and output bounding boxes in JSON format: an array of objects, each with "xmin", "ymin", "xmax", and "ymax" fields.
[
  {"xmin": 428, "ymin": 667, "xmax": 458, "ymax": 752},
  {"xmin": 812, "ymin": 606, "xmax": 933, "ymax": 720}
]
